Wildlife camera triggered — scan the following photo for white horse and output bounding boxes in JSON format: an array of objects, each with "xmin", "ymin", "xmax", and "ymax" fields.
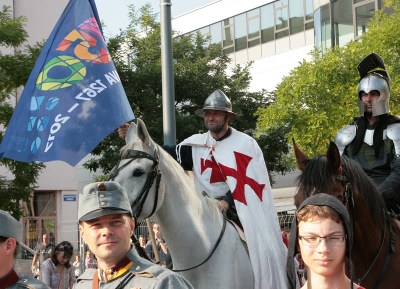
[{"xmin": 111, "ymin": 119, "xmax": 254, "ymax": 289}]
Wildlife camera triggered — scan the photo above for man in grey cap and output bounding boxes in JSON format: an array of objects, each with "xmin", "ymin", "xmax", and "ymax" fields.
[
  {"xmin": 0, "ymin": 209, "xmax": 48, "ymax": 288},
  {"xmin": 74, "ymin": 181, "xmax": 193, "ymax": 289}
]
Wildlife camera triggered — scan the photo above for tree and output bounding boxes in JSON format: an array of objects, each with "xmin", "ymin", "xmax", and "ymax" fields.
[
  {"xmin": 0, "ymin": 6, "xmax": 44, "ymax": 219},
  {"xmin": 84, "ymin": 4, "xmax": 293, "ymax": 184},
  {"xmin": 256, "ymin": 0, "xmax": 400, "ymax": 158}
]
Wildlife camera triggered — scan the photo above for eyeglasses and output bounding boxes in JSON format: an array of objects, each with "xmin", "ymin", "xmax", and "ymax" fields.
[{"xmin": 299, "ymin": 234, "xmax": 346, "ymax": 247}]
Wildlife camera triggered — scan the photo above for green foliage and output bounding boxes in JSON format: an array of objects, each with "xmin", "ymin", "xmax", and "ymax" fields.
[
  {"xmin": 85, "ymin": 5, "xmax": 293, "ymax": 183},
  {"xmin": 0, "ymin": 6, "xmax": 44, "ymax": 218},
  {"xmin": 256, "ymin": 1, "xmax": 400, "ymax": 158},
  {"xmin": 0, "ymin": 6, "xmax": 27, "ymax": 47}
]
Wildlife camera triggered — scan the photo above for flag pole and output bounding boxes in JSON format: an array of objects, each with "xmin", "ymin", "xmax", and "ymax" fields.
[{"xmin": 146, "ymin": 218, "xmax": 160, "ymax": 263}]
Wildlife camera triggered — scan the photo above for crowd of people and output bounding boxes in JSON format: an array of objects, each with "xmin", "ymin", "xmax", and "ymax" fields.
[{"xmin": 2, "ymin": 52, "xmax": 397, "ymax": 288}]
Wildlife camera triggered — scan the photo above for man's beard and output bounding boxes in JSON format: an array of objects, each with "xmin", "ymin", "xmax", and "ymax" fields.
[{"xmin": 207, "ymin": 123, "xmax": 225, "ymax": 134}]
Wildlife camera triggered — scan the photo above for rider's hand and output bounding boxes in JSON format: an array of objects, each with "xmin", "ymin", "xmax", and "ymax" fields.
[
  {"xmin": 118, "ymin": 123, "xmax": 130, "ymax": 140},
  {"xmin": 217, "ymin": 200, "xmax": 229, "ymax": 212}
]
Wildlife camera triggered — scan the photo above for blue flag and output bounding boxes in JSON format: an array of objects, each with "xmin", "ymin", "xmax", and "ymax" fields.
[{"xmin": 0, "ymin": 0, "xmax": 134, "ymax": 166}]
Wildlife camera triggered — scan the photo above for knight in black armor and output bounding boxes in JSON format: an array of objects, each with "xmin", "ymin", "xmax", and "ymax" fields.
[{"xmin": 335, "ymin": 53, "xmax": 400, "ymax": 215}]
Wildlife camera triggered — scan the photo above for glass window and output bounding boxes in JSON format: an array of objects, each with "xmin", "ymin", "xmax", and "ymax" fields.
[
  {"xmin": 198, "ymin": 26, "xmax": 210, "ymax": 46},
  {"xmin": 314, "ymin": 4, "xmax": 331, "ymax": 52},
  {"xmin": 275, "ymin": 0, "xmax": 289, "ymax": 39},
  {"xmin": 261, "ymin": 4, "xmax": 274, "ymax": 43},
  {"xmin": 289, "ymin": 0, "xmax": 305, "ymax": 34},
  {"xmin": 223, "ymin": 18, "xmax": 234, "ymax": 48},
  {"xmin": 336, "ymin": 0, "xmax": 353, "ymax": 46},
  {"xmin": 275, "ymin": 0, "xmax": 289, "ymax": 30},
  {"xmin": 247, "ymin": 8, "xmax": 260, "ymax": 47},
  {"xmin": 210, "ymin": 22, "xmax": 222, "ymax": 46},
  {"xmin": 247, "ymin": 9, "xmax": 260, "ymax": 39},
  {"xmin": 305, "ymin": 0, "xmax": 314, "ymax": 21},
  {"xmin": 234, "ymin": 13, "xmax": 247, "ymax": 51},
  {"xmin": 355, "ymin": 1, "xmax": 376, "ymax": 37}
]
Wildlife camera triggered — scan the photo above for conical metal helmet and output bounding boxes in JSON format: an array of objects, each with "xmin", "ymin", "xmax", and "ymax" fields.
[
  {"xmin": 195, "ymin": 89, "xmax": 238, "ymax": 119},
  {"xmin": 357, "ymin": 53, "xmax": 391, "ymax": 116}
]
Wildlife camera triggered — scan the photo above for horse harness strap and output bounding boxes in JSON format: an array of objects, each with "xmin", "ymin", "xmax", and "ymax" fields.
[
  {"xmin": 357, "ymin": 214, "xmax": 396, "ymax": 289},
  {"xmin": 335, "ymin": 173, "xmax": 393, "ymax": 289},
  {"xmin": 172, "ymin": 216, "xmax": 227, "ymax": 273},
  {"xmin": 109, "ymin": 149, "xmax": 161, "ymax": 219}
]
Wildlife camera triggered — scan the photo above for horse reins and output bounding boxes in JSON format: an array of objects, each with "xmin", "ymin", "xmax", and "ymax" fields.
[
  {"xmin": 109, "ymin": 148, "xmax": 161, "ymax": 220},
  {"xmin": 172, "ymin": 215, "xmax": 227, "ymax": 272},
  {"xmin": 333, "ymin": 173, "xmax": 395, "ymax": 289}
]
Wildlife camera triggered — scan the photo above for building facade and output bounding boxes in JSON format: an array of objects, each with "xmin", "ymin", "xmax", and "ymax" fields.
[{"xmin": 172, "ymin": 0, "xmax": 381, "ymax": 91}]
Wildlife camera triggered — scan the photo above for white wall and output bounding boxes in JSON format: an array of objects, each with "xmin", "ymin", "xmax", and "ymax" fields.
[
  {"xmin": 173, "ymin": 0, "xmax": 275, "ymax": 34},
  {"xmin": 13, "ymin": 0, "xmax": 69, "ymax": 45}
]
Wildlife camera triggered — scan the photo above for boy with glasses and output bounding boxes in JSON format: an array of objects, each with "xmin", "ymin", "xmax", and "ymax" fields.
[{"xmin": 287, "ymin": 193, "xmax": 365, "ymax": 289}]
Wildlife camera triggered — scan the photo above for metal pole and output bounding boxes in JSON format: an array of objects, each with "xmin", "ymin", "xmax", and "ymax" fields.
[{"xmin": 161, "ymin": 0, "xmax": 176, "ymax": 145}]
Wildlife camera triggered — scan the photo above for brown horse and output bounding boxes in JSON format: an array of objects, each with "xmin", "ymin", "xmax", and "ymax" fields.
[{"xmin": 294, "ymin": 141, "xmax": 400, "ymax": 289}]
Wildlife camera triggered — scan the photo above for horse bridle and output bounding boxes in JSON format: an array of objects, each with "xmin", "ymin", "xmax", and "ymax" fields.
[
  {"xmin": 331, "ymin": 173, "xmax": 394, "ymax": 289},
  {"xmin": 109, "ymin": 148, "xmax": 161, "ymax": 220},
  {"xmin": 109, "ymin": 147, "xmax": 229, "ymax": 273}
]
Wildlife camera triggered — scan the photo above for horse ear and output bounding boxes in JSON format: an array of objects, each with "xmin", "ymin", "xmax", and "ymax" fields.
[
  {"xmin": 327, "ymin": 141, "xmax": 342, "ymax": 174},
  {"xmin": 125, "ymin": 122, "xmax": 137, "ymax": 144},
  {"xmin": 293, "ymin": 139, "xmax": 309, "ymax": 172},
  {"xmin": 136, "ymin": 118, "xmax": 152, "ymax": 146}
]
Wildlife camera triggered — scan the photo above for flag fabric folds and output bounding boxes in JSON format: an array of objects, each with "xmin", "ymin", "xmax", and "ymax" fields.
[{"xmin": 0, "ymin": 0, "xmax": 134, "ymax": 166}]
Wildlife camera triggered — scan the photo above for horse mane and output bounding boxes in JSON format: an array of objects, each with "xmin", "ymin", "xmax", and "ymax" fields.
[
  {"xmin": 296, "ymin": 154, "xmax": 387, "ymax": 227},
  {"xmin": 156, "ymin": 144, "xmax": 223, "ymax": 226},
  {"xmin": 340, "ymin": 155, "xmax": 387, "ymax": 226}
]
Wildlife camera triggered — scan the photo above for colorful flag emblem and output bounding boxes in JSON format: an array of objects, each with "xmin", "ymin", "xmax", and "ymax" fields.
[{"xmin": 0, "ymin": 0, "xmax": 134, "ymax": 166}]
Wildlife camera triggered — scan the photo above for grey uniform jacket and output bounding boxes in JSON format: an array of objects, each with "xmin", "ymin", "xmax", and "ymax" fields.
[
  {"xmin": 74, "ymin": 248, "xmax": 193, "ymax": 289},
  {"xmin": 7, "ymin": 276, "xmax": 49, "ymax": 289}
]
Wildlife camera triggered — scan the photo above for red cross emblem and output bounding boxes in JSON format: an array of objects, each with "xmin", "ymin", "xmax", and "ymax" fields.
[
  {"xmin": 200, "ymin": 151, "xmax": 265, "ymax": 205},
  {"xmin": 200, "ymin": 156, "xmax": 226, "ymax": 183}
]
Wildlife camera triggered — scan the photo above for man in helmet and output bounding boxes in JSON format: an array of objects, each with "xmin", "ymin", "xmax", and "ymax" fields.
[
  {"xmin": 335, "ymin": 53, "xmax": 400, "ymax": 214},
  {"xmin": 119, "ymin": 89, "xmax": 288, "ymax": 289},
  {"xmin": 119, "ymin": 89, "xmax": 239, "ymax": 214}
]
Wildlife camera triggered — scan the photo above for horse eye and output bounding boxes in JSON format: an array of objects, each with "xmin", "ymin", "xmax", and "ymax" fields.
[{"xmin": 133, "ymin": 169, "xmax": 145, "ymax": 177}]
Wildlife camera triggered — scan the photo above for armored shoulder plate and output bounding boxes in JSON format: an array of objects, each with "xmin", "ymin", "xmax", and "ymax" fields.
[
  {"xmin": 334, "ymin": 125, "xmax": 357, "ymax": 155},
  {"xmin": 387, "ymin": 123, "xmax": 400, "ymax": 141},
  {"xmin": 387, "ymin": 123, "xmax": 400, "ymax": 156}
]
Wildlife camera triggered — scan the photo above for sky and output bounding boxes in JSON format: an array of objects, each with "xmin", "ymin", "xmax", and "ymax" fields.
[{"xmin": 95, "ymin": 0, "xmax": 214, "ymax": 38}]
